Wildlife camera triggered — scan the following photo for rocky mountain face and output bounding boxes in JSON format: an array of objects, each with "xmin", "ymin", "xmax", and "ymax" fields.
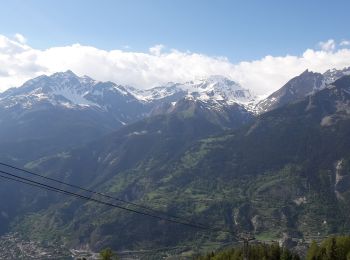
[
  {"xmin": 129, "ymin": 75, "xmax": 257, "ymax": 118},
  {"xmin": 0, "ymin": 71, "xmax": 151, "ymax": 163},
  {"xmin": 4, "ymin": 75, "xmax": 350, "ymax": 252},
  {"xmin": 0, "ymin": 71, "xmax": 254, "ymax": 164},
  {"xmin": 0, "ymin": 70, "xmax": 147, "ymax": 120},
  {"xmin": 255, "ymin": 67, "xmax": 350, "ymax": 113},
  {"xmin": 128, "ymin": 75, "xmax": 254, "ymax": 106}
]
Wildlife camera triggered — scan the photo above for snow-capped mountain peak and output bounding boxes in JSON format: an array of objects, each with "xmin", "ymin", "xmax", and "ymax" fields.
[
  {"xmin": 0, "ymin": 71, "xmax": 258, "ymax": 117},
  {"xmin": 323, "ymin": 67, "xmax": 350, "ymax": 85},
  {"xmin": 127, "ymin": 75, "xmax": 256, "ymax": 108},
  {"xmin": 51, "ymin": 69, "xmax": 76, "ymax": 79},
  {"xmin": 125, "ymin": 83, "xmax": 184, "ymax": 102},
  {"xmin": 24, "ymin": 71, "xmax": 96, "ymax": 108},
  {"xmin": 193, "ymin": 75, "xmax": 241, "ymax": 88},
  {"xmin": 181, "ymin": 75, "xmax": 253, "ymax": 104},
  {"xmin": 255, "ymin": 67, "xmax": 350, "ymax": 114},
  {"xmin": 0, "ymin": 71, "xmax": 138, "ymax": 110}
]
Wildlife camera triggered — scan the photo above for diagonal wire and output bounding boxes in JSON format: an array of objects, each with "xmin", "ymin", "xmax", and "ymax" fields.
[
  {"xmin": 0, "ymin": 161, "xmax": 205, "ymax": 227},
  {"xmin": 0, "ymin": 169, "xmax": 237, "ymax": 236}
]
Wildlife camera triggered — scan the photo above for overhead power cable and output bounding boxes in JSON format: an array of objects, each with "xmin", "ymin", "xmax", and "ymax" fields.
[
  {"xmin": 0, "ymin": 161, "xmax": 205, "ymax": 228},
  {"xmin": 0, "ymin": 169, "xmax": 205, "ymax": 229},
  {"xmin": 0, "ymin": 168, "xmax": 236, "ymax": 236},
  {"xmin": 0, "ymin": 162, "xmax": 161, "ymax": 212}
]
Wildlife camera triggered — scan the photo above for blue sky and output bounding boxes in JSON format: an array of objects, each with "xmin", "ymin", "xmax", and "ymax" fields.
[
  {"xmin": 1, "ymin": 0, "xmax": 350, "ymax": 94},
  {"xmin": 1, "ymin": 0, "xmax": 349, "ymax": 62}
]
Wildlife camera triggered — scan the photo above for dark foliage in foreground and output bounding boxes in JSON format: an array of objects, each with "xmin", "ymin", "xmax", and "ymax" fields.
[
  {"xmin": 196, "ymin": 236, "xmax": 350, "ymax": 260},
  {"xmin": 194, "ymin": 242, "xmax": 300, "ymax": 260}
]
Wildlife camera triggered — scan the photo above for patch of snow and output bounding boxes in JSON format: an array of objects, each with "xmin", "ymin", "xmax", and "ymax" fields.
[
  {"xmin": 51, "ymin": 87, "xmax": 96, "ymax": 107},
  {"xmin": 127, "ymin": 75, "xmax": 256, "ymax": 106},
  {"xmin": 128, "ymin": 130, "xmax": 148, "ymax": 136},
  {"xmin": 113, "ymin": 85, "xmax": 129, "ymax": 96},
  {"xmin": 127, "ymin": 84, "xmax": 183, "ymax": 102}
]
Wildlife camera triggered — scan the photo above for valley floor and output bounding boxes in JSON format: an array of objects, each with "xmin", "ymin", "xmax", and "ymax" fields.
[{"xmin": 0, "ymin": 233, "xmax": 98, "ymax": 259}]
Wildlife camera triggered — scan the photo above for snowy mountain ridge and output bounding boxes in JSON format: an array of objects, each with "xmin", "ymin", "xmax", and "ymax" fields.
[
  {"xmin": 2, "ymin": 67, "xmax": 349, "ymax": 116},
  {"xmin": 0, "ymin": 71, "xmax": 256, "ymax": 109},
  {"xmin": 255, "ymin": 67, "xmax": 350, "ymax": 113},
  {"xmin": 0, "ymin": 70, "xmax": 133, "ymax": 110},
  {"xmin": 127, "ymin": 75, "xmax": 257, "ymax": 113}
]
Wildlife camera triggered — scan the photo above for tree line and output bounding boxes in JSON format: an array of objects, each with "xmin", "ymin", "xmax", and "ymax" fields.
[{"xmin": 195, "ymin": 236, "xmax": 350, "ymax": 260}]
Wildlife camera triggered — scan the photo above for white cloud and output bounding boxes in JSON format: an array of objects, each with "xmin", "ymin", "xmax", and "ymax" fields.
[
  {"xmin": 0, "ymin": 35, "xmax": 350, "ymax": 95},
  {"xmin": 149, "ymin": 44, "xmax": 165, "ymax": 56},
  {"xmin": 14, "ymin": 33, "xmax": 27, "ymax": 44},
  {"xmin": 318, "ymin": 39, "xmax": 336, "ymax": 52},
  {"xmin": 340, "ymin": 40, "xmax": 350, "ymax": 46}
]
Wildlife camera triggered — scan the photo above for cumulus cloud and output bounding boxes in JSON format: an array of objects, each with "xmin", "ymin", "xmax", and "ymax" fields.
[
  {"xmin": 149, "ymin": 44, "xmax": 165, "ymax": 56},
  {"xmin": 340, "ymin": 40, "xmax": 350, "ymax": 46},
  {"xmin": 0, "ymin": 34, "xmax": 350, "ymax": 95},
  {"xmin": 14, "ymin": 33, "xmax": 27, "ymax": 44},
  {"xmin": 318, "ymin": 39, "xmax": 336, "ymax": 52}
]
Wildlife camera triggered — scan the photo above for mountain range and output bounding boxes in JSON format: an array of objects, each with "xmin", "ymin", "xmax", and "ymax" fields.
[
  {"xmin": 0, "ymin": 67, "xmax": 350, "ymax": 256},
  {"xmin": 0, "ymin": 71, "xmax": 257, "ymax": 164}
]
